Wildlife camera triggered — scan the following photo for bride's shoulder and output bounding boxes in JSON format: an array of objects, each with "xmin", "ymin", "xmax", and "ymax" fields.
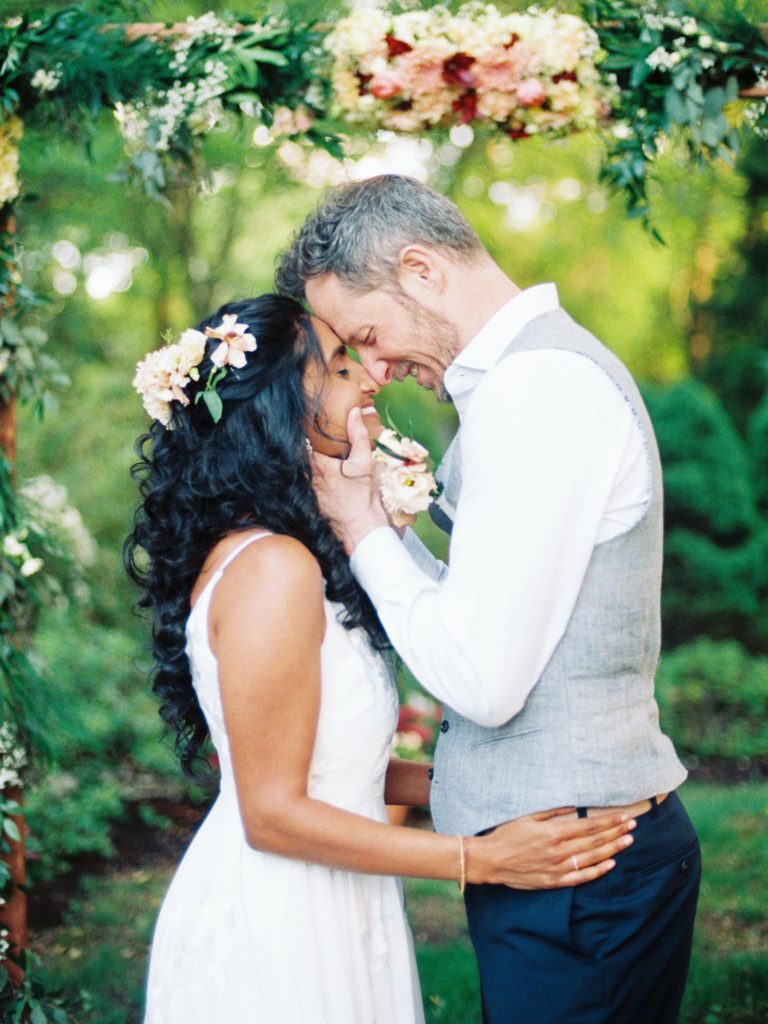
[
  {"xmin": 216, "ymin": 532, "xmax": 322, "ymax": 597},
  {"xmin": 209, "ymin": 533, "xmax": 325, "ymax": 640}
]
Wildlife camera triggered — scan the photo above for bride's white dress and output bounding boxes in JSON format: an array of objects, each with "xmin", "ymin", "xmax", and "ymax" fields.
[{"xmin": 144, "ymin": 533, "xmax": 425, "ymax": 1024}]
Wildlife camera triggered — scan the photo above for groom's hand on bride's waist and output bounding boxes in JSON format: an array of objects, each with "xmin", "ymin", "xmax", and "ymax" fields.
[{"xmin": 312, "ymin": 407, "xmax": 391, "ymax": 555}]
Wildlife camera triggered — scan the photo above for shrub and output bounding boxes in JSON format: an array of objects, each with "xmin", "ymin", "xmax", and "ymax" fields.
[
  {"xmin": 655, "ymin": 639, "xmax": 768, "ymax": 762},
  {"xmin": 643, "ymin": 378, "xmax": 768, "ymax": 650},
  {"xmin": 23, "ymin": 605, "xmax": 188, "ymax": 880}
]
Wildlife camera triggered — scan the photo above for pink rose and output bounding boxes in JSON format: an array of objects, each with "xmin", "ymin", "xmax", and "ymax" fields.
[
  {"xmin": 516, "ymin": 79, "xmax": 546, "ymax": 107},
  {"xmin": 473, "ymin": 44, "xmax": 538, "ymax": 93},
  {"xmin": 369, "ymin": 72, "xmax": 404, "ymax": 99}
]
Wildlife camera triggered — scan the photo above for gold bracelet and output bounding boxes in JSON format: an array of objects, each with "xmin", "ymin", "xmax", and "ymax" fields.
[{"xmin": 458, "ymin": 835, "xmax": 467, "ymax": 894}]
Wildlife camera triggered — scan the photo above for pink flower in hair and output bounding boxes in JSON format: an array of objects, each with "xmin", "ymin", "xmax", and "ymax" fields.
[{"xmin": 205, "ymin": 314, "xmax": 258, "ymax": 369}]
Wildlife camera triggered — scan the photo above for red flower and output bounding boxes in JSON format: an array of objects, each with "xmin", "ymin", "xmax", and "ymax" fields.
[
  {"xmin": 552, "ymin": 71, "xmax": 578, "ymax": 83},
  {"xmin": 386, "ymin": 34, "xmax": 413, "ymax": 58},
  {"xmin": 442, "ymin": 53, "xmax": 477, "ymax": 88},
  {"xmin": 357, "ymin": 72, "xmax": 373, "ymax": 95},
  {"xmin": 508, "ymin": 127, "xmax": 531, "ymax": 140},
  {"xmin": 504, "ymin": 32, "xmax": 521, "ymax": 49},
  {"xmin": 452, "ymin": 90, "xmax": 478, "ymax": 125}
]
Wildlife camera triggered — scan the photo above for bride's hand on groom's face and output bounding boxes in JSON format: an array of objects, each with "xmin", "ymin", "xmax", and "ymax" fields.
[
  {"xmin": 470, "ymin": 808, "xmax": 637, "ymax": 891},
  {"xmin": 312, "ymin": 407, "xmax": 390, "ymax": 556}
]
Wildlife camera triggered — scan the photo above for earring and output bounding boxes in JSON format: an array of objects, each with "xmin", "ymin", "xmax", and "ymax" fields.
[{"xmin": 304, "ymin": 437, "xmax": 313, "ymax": 454}]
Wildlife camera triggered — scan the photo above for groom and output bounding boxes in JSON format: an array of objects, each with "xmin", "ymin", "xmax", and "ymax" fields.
[{"xmin": 276, "ymin": 174, "xmax": 700, "ymax": 1023}]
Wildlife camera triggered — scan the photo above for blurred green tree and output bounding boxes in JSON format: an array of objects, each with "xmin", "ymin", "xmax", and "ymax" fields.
[{"xmin": 644, "ymin": 377, "xmax": 768, "ymax": 651}]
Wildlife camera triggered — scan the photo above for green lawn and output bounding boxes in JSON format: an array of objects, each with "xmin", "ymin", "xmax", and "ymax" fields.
[{"xmin": 30, "ymin": 782, "xmax": 768, "ymax": 1024}]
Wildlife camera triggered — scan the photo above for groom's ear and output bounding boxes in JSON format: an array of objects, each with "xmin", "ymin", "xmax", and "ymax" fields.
[{"xmin": 396, "ymin": 245, "xmax": 446, "ymax": 302}]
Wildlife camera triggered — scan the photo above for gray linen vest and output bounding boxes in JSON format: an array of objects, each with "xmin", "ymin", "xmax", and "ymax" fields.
[{"xmin": 429, "ymin": 308, "xmax": 687, "ymax": 836}]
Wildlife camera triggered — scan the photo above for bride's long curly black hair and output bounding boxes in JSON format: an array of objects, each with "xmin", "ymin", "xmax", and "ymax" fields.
[{"xmin": 125, "ymin": 294, "xmax": 389, "ymax": 776}]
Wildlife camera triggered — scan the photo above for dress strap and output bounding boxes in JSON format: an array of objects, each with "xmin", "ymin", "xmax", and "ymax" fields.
[
  {"xmin": 215, "ymin": 531, "xmax": 273, "ymax": 576},
  {"xmin": 191, "ymin": 531, "xmax": 273, "ymax": 617}
]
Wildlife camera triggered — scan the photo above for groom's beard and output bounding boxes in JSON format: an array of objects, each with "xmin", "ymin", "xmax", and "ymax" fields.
[{"xmin": 393, "ymin": 292, "xmax": 461, "ymax": 403}]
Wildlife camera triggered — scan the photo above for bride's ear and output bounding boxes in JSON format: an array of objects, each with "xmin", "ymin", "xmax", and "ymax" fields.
[{"xmin": 396, "ymin": 245, "xmax": 447, "ymax": 300}]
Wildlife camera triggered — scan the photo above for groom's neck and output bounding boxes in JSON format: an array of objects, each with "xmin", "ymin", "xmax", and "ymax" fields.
[{"xmin": 448, "ymin": 258, "xmax": 522, "ymax": 353}]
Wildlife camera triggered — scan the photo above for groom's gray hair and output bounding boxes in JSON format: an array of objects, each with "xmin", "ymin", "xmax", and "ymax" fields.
[{"xmin": 275, "ymin": 174, "xmax": 483, "ymax": 299}]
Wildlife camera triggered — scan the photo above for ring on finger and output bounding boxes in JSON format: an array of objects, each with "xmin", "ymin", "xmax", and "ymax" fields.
[{"xmin": 571, "ymin": 854, "xmax": 579, "ymax": 871}]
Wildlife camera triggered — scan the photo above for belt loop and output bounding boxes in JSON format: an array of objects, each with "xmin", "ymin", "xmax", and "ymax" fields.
[
  {"xmin": 576, "ymin": 806, "xmax": 588, "ymax": 819},
  {"xmin": 649, "ymin": 794, "xmax": 659, "ymax": 816}
]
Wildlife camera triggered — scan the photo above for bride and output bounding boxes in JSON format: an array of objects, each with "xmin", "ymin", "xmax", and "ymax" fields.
[{"xmin": 125, "ymin": 294, "xmax": 635, "ymax": 1024}]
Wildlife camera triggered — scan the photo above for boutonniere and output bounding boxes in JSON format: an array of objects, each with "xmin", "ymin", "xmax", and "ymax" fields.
[{"xmin": 373, "ymin": 427, "xmax": 440, "ymax": 527}]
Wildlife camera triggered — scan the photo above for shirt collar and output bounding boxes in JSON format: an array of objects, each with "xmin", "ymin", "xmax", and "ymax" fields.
[{"xmin": 445, "ymin": 283, "xmax": 559, "ymax": 400}]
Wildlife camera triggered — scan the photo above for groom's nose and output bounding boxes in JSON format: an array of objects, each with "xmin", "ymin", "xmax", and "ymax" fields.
[{"xmin": 359, "ymin": 350, "xmax": 392, "ymax": 387}]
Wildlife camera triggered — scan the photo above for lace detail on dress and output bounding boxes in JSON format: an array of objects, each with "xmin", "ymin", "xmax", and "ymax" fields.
[{"xmin": 363, "ymin": 887, "xmax": 398, "ymax": 976}]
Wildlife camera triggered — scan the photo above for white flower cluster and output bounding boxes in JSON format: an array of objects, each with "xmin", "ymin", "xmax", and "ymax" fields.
[
  {"xmin": 170, "ymin": 10, "xmax": 236, "ymax": 74},
  {"xmin": 31, "ymin": 66, "xmax": 62, "ymax": 92},
  {"xmin": 2, "ymin": 530, "xmax": 44, "ymax": 578},
  {"xmin": 743, "ymin": 91, "xmax": 768, "ymax": 138},
  {"xmin": 0, "ymin": 926, "xmax": 9, "ymax": 962},
  {"xmin": 116, "ymin": 54, "xmax": 230, "ymax": 155},
  {"xmin": 20, "ymin": 475, "xmax": 97, "ymax": 570},
  {"xmin": 115, "ymin": 13, "xmax": 237, "ymax": 156},
  {"xmin": 373, "ymin": 428, "xmax": 437, "ymax": 527},
  {"xmin": 0, "ymin": 721, "xmax": 27, "ymax": 792},
  {"xmin": 0, "ymin": 116, "xmax": 22, "ymax": 208},
  {"xmin": 642, "ymin": 9, "xmax": 738, "ymax": 72},
  {"xmin": 643, "ymin": 13, "xmax": 700, "ymax": 36},
  {"xmin": 133, "ymin": 329, "xmax": 206, "ymax": 426},
  {"xmin": 325, "ymin": 3, "xmax": 606, "ymax": 137},
  {"xmin": 646, "ymin": 46, "xmax": 683, "ymax": 72}
]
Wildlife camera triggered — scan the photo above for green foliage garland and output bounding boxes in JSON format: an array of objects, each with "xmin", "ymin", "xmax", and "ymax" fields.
[{"xmin": 587, "ymin": 0, "xmax": 768, "ymax": 227}]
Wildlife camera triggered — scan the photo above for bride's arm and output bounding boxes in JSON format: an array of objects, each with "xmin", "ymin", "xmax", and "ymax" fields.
[
  {"xmin": 211, "ymin": 535, "xmax": 635, "ymax": 889},
  {"xmin": 385, "ymin": 758, "xmax": 431, "ymax": 807}
]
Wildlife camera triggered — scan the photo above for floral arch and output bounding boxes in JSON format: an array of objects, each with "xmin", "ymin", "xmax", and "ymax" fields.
[{"xmin": 0, "ymin": 0, "xmax": 766, "ymax": 1012}]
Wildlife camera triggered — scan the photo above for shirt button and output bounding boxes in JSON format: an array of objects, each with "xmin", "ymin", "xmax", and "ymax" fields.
[
  {"xmin": 428, "ymin": 768, "xmax": 434, "ymax": 781},
  {"xmin": 680, "ymin": 859, "xmax": 689, "ymax": 873},
  {"xmin": 440, "ymin": 720, "xmax": 450, "ymax": 733}
]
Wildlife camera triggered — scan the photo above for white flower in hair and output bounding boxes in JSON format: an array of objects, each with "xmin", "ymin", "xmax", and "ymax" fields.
[
  {"xmin": 133, "ymin": 315, "xmax": 258, "ymax": 427},
  {"xmin": 205, "ymin": 313, "xmax": 258, "ymax": 369}
]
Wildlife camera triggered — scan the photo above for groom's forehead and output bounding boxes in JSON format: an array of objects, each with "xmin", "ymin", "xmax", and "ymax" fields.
[{"xmin": 306, "ymin": 275, "xmax": 377, "ymax": 342}]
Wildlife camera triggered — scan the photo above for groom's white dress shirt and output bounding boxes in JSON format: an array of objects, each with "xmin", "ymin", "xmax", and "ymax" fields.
[{"xmin": 351, "ymin": 284, "xmax": 651, "ymax": 728}]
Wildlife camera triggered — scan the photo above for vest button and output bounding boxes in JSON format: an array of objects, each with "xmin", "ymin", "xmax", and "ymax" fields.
[
  {"xmin": 680, "ymin": 859, "xmax": 689, "ymax": 873},
  {"xmin": 440, "ymin": 720, "xmax": 450, "ymax": 733},
  {"xmin": 428, "ymin": 768, "xmax": 434, "ymax": 781}
]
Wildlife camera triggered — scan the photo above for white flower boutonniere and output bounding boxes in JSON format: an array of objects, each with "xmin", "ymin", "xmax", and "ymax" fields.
[{"xmin": 373, "ymin": 427, "xmax": 439, "ymax": 527}]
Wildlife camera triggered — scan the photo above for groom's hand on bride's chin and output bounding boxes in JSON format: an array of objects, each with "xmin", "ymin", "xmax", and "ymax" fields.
[{"xmin": 311, "ymin": 408, "xmax": 389, "ymax": 556}]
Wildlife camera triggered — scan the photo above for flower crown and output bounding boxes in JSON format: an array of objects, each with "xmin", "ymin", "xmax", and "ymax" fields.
[{"xmin": 133, "ymin": 314, "xmax": 258, "ymax": 427}]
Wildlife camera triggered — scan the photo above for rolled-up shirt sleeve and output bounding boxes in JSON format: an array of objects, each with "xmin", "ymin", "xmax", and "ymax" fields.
[{"xmin": 351, "ymin": 350, "xmax": 645, "ymax": 728}]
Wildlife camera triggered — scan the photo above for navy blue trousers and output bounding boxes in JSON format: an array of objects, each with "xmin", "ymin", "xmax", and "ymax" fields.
[{"xmin": 464, "ymin": 792, "xmax": 701, "ymax": 1024}]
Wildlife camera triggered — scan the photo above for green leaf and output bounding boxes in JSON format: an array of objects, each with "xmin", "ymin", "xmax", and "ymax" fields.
[
  {"xmin": 725, "ymin": 75, "xmax": 741, "ymax": 103},
  {"xmin": 629, "ymin": 58, "xmax": 652, "ymax": 89},
  {"xmin": 665, "ymin": 88, "xmax": 690, "ymax": 125},
  {"xmin": 202, "ymin": 390, "xmax": 223, "ymax": 423},
  {"xmin": 237, "ymin": 46, "xmax": 289, "ymax": 67},
  {"xmin": 30, "ymin": 1004, "xmax": 48, "ymax": 1024},
  {"xmin": 703, "ymin": 87, "xmax": 726, "ymax": 118},
  {"xmin": 3, "ymin": 816, "xmax": 21, "ymax": 841}
]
